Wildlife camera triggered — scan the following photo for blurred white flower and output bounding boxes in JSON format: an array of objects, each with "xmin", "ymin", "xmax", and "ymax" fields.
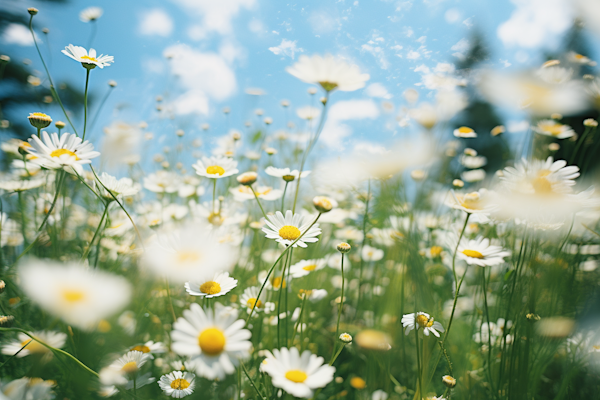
[{"xmin": 286, "ymin": 54, "xmax": 370, "ymax": 92}]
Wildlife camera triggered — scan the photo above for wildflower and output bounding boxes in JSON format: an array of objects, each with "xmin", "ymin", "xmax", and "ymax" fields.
[
  {"xmin": 2, "ymin": 330, "xmax": 66, "ymax": 358},
  {"xmin": 265, "ymin": 166, "xmax": 310, "ymax": 182},
  {"xmin": 337, "ymin": 242, "xmax": 351, "ymax": 253},
  {"xmin": 260, "ymin": 347, "xmax": 335, "ymax": 398},
  {"xmin": 171, "ymin": 303, "xmax": 252, "ymax": 380},
  {"xmin": 401, "ymin": 312, "xmax": 445, "ymax": 337},
  {"xmin": 339, "ymin": 333, "xmax": 353, "ymax": 343},
  {"xmin": 456, "ymin": 237, "xmax": 510, "ymax": 267},
  {"xmin": 313, "ymin": 196, "xmax": 337, "ymax": 213},
  {"xmin": 0, "ymin": 178, "xmax": 45, "ymax": 192},
  {"xmin": 129, "ymin": 341, "xmax": 166, "ymax": 357},
  {"xmin": 289, "ymin": 259, "xmax": 327, "ymax": 278},
  {"xmin": 240, "ymin": 286, "xmax": 265, "ymax": 313},
  {"xmin": 28, "ymin": 112, "xmax": 52, "ymax": 129},
  {"xmin": 491, "ymin": 125, "xmax": 505, "ymax": 136},
  {"xmin": 533, "ymin": 120, "xmax": 575, "ymax": 139},
  {"xmin": 461, "ymin": 169, "xmax": 486, "ymax": 183},
  {"xmin": 296, "ymin": 106, "xmax": 321, "ymax": 120},
  {"xmin": 453, "ymin": 126, "xmax": 477, "ymax": 138},
  {"xmin": 193, "ymin": 156, "xmax": 238, "ymax": 179},
  {"xmin": 262, "ymin": 210, "xmax": 321, "ymax": 248},
  {"xmin": 25, "ymin": 131, "xmax": 100, "ymax": 174},
  {"xmin": 158, "ymin": 371, "xmax": 196, "ymax": 398},
  {"xmin": 442, "ymin": 375, "xmax": 456, "ymax": 388},
  {"xmin": 62, "ymin": 44, "xmax": 114, "ymax": 69},
  {"xmin": 1, "ymin": 378, "xmax": 54, "ymax": 400},
  {"xmin": 17, "ymin": 258, "xmax": 131, "ymax": 330},
  {"xmin": 79, "ymin": 6, "xmax": 103, "ymax": 22},
  {"xmin": 97, "ymin": 172, "xmax": 141, "ymax": 199},
  {"xmin": 452, "ymin": 179, "xmax": 464, "ymax": 188},
  {"xmin": 350, "ymin": 377, "xmax": 366, "ymax": 389},
  {"xmin": 361, "ymin": 245, "xmax": 384, "ymax": 262},
  {"xmin": 184, "ymin": 272, "xmax": 238, "ymax": 298},
  {"xmin": 584, "ymin": 118, "xmax": 598, "ymax": 127},
  {"xmin": 354, "ymin": 329, "xmax": 392, "ymax": 350},
  {"xmin": 459, "ymin": 155, "xmax": 487, "ymax": 169},
  {"xmin": 28, "ymin": 7, "xmax": 38, "ymax": 15},
  {"xmin": 230, "ymin": 185, "xmax": 282, "ymax": 202},
  {"xmin": 236, "ymin": 171, "xmax": 257, "ymax": 185},
  {"xmin": 286, "ymin": 54, "xmax": 370, "ymax": 92}
]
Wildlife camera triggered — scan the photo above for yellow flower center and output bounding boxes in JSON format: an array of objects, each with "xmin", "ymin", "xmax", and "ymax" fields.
[
  {"xmin": 130, "ymin": 345, "xmax": 151, "ymax": 353},
  {"xmin": 302, "ymin": 264, "xmax": 317, "ymax": 271},
  {"xmin": 542, "ymin": 124, "xmax": 564, "ymax": 136},
  {"xmin": 50, "ymin": 149, "xmax": 79, "ymax": 160},
  {"xmin": 458, "ymin": 126, "xmax": 474, "ymax": 134},
  {"xmin": 170, "ymin": 378, "xmax": 190, "ymax": 390},
  {"xmin": 462, "ymin": 249, "xmax": 484, "ymax": 259},
  {"xmin": 62, "ymin": 289, "xmax": 85, "ymax": 303},
  {"xmin": 206, "ymin": 165, "xmax": 225, "ymax": 176},
  {"xmin": 246, "ymin": 297, "xmax": 262, "ymax": 309},
  {"xmin": 350, "ymin": 377, "xmax": 366, "ymax": 389},
  {"xmin": 200, "ymin": 281, "xmax": 221, "ymax": 295},
  {"xmin": 416, "ymin": 314, "xmax": 434, "ymax": 328},
  {"xmin": 121, "ymin": 361, "xmax": 138, "ymax": 374},
  {"xmin": 279, "ymin": 225, "xmax": 301, "ymax": 241},
  {"xmin": 31, "ymin": 112, "xmax": 50, "ymax": 118},
  {"xmin": 285, "ymin": 370, "xmax": 308, "ymax": 383},
  {"xmin": 430, "ymin": 246, "xmax": 443, "ymax": 257},
  {"xmin": 198, "ymin": 327, "xmax": 226, "ymax": 356},
  {"xmin": 20, "ymin": 339, "xmax": 48, "ymax": 354},
  {"xmin": 271, "ymin": 277, "xmax": 286, "ymax": 289},
  {"xmin": 176, "ymin": 250, "xmax": 201, "ymax": 263},
  {"xmin": 459, "ymin": 192, "xmax": 482, "ymax": 210},
  {"xmin": 80, "ymin": 55, "xmax": 98, "ymax": 62},
  {"xmin": 531, "ymin": 170, "xmax": 553, "ymax": 194}
]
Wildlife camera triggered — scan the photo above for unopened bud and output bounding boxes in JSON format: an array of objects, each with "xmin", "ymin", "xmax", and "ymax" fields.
[
  {"xmin": 28, "ymin": 7, "xmax": 38, "ymax": 15},
  {"xmin": 339, "ymin": 333, "xmax": 353, "ymax": 343},
  {"xmin": 442, "ymin": 375, "xmax": 456, "ymax": 388},
  {"xmin": 337, "ymin": 242, "xmax": 351, "ymax": 253},
  {"xmin": 313, "ymin": 196, "xmax": 336, "ymax": 213},
  {"xmin": 237, "ymin": 172, "xmax": 258, "ymax": 186}
]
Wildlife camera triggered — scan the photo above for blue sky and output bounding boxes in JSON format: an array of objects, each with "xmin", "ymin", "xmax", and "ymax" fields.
[{"xmin": 2, "ymin": 0, "xmax": 599, "ymax": 156}]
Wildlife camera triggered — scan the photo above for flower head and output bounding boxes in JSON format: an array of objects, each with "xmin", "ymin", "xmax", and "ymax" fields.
[
  {"xmin": 455, "ymin": 236, "xmax": 510, "ymax": 267},
  {"xmin": 25, "ymin": 131, "xmax": 100, "ymax": 174},
  {"xmin": 184, "ymin": 272, "xmax": 238, "ymax": 298},
  {"xmin": 79, "ymin": 7, "xmax": 103, "ymax": 22},
  {"xmin": 401, "ymin": 312, "xmax": 445, "ymax": 337},
  {"xmin": 193, "ymin": 156, "xmax": 238, "ymax": 179},
  {"xmin": 62, "ymin": 44, "xmax": 114, "ymax": 69},
  {"xmin": 262, "ymin": 210, "xmax": 321, "ymax": 248},
  {"xmin": 28, "ymin": 112, "xmax": 52, "ymax": 129},
  {"xmin": 286, "ymin": 54, "xmax": 370, "ymax": 92},
  {"xmin": 158, "ymin": 371, "xmax": 196, "ymax": 398}
]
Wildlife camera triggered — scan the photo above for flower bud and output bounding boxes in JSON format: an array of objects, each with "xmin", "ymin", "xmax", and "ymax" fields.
[
  {"xmin": 442, "ymin": 375, "xmax": 456, "ymax": 388},
  {"xmin": 55, "ymin": 121, "xmax": 66, "ymax": 129},
  {"xmin": 108, "ymin": 80, "xmax": 117, "ymax": 87},
  {"xmin": 237, "ymin": 171, "xmax": 258, "ymax": 186},
  {"xmin": 339, "ymin": 333, "xmax": 353, "ymax": 343},
  {"xmin": 176, "ymin": 129, "xmax": 184, "ymax": 137},
  {"xmin": 584, "ymin": 118, "xmax": 598, "ymax": 127},
  {"xmin": 313, "ymin": 196, "xmax": 336, "ymax": 213},
  {"xmin": 337, "ymin": 242, "xmax": 351, "ymax": 253},
  {"xmin": 452, "ymin": 179, "xmax": 464, "ymax": 188},
  {"xmin": 0, "ymin": 280, "xmax": 5, "ymax": 293},
  {"xmin": 491, "ymin": 125, "xmax": 505, "ymax": 136},
  {"xmin": 28, "ymin": 112, "xmax": 52, "ymax": 129},
  {"xmin": 0, "ymin": 315, "xmax": 14, "ymax": 327},
  {"xmin": 28, "ymin": 7, "xmax": 39, "ymax": 15}
]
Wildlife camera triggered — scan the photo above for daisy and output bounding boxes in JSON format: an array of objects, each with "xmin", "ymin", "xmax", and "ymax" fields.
[
  {"xmin": 25, "ymin": 131, "xmax": 100, "ymax": 174},
  {"xmin": 240, "ymin": 286, "xmax": 265, "ymax": 313},
  {"xmin": 79, "ymin": 6, "xmax": 103, "ymax": 22},
  {"xmin": 129, "ymin": 341, "xmax": 167, "ymax": 357},
  {"xmin": 229, "ymin": 185, "xmax": 283, "ymax": 202},
  {"xmin": 568, "ymin": 52, "xmax": 597, "ymax": 66},
  {"xmin": 158, "ymin": 371, "xmax": 196, "ymax": 398},
  {"xmin": 459, "ymin": 155, "xmax": 487, "ymax": 169},
  {"xmin": 289, "ymin": 259, "xmax": 327, "ymax": 278},
  {"xmin": 286, "ymin": 54, "xmax": 370, "ymax": 92},
  {"xmin": 296, "ymin": 106, "xmax": 321, "ymax": 120},
  {"xmin": 143, "ymin": 170, "xmax": 181, "ymax": 194},
  {"xmin": 461, "ymin": 169, "xmax": 486, "ymax": 183},
  {"xmin": 260, "ymin": 347, "xmax": 336, "ymax": 398},
  {"xmin": 27, "ymin": 112, "xmax": 52, "ymax": 129},
  {"xmin": 361, "ymin": 245, "xmax": 384, "ymax": 262},
  {"xmin": 1, "ymin": 330, "xmax": 67, "ymax": 358},
  {"xmin": 453, "ymin": 126, "xmax": 477, "ymax": 138},
  {"xmin": 141, "ymin": 224, "xmax": 237, "ymax": 284},
  {"xmin": 100, "ymin": 350, "xmax": 152, "ymax": 386},
  {"xmin": 401, "ymin": 312, "xmax": 445, "ymax": 337},
  {"xmin": 97, "ymin": 172, "xmax": 141, "ymax": 199},
  {"xmin": 500, "ymin": 157, "xmax": 580, "ymax": 195},
  {"xmin": 171, "ymin": 302, "xmax": 252, "ymax": 380},
  {"xmin": 445, "ymin": 189, "xmax": 494, "ymax": 216},
  {"xmin": 193, "ymin": 156, "xmax": 238, "ymax": 179},
  {"xmin": 62, "ymin": 44, "xmax": 114, "ymax": 69},
  {"xmin": 265, "ymin": 166, "xmax": 310, "ymax": 182},
  {"xmin": 455, "ymin": 237, "xmax": 510, "ymax": 267},
  {"xmin": 17, "ymin": 258, "xmax": 132, "ymax": 330},
  {"xmin": 0, "ymin": 177, "xmax": 45, "ymax": 192},
  {"xmin": 184, "ymin": 272, "xmax": 238, "ymax": 298},
  {"xmin": 258, "ymin": 271, "xmax": 291, "ymax": 291},
  {"xmin": 533, "ymin": 120, "xmax": 575, "ymax": 139},
  {"xmin": 262, "ymin": 210, "xmax": 322, "ymax": 248}
]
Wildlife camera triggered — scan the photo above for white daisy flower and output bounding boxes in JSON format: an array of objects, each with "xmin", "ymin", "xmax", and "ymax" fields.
[
  {"xmin": 141, "ymin": 224, "xmax": 237, "ymax": 284},
  {"xmin": 262, "ymin": 210, "xmax": 321, "ymax": 248},
  {"xmin": 79, "ymin": 6, "xmax": 103, "ymax": 22},
  {"xmin": 568, "ymin": 52, "xmax": 596, "ymax": 66},
  {"xmin": 258, "ymin": 271, "xmax": 291, "ymax": 291},
  {"xmin": 361, "ymin": 245, "xmax": 384, "ymax": 262},
  {"xmin": 500, "ymin": 157, "xmax": 580, "ymax": 195},
  {"xmin": 455, "ymin": 237, "xmax": 510, "ymax": 267},
  {"xmin": 260, "ymin": 347, "xmax": 336, "ymax": 398},
  {"xmin": 97, "ymin": 172, "xmax": 141, "ymax": 199},
  {"xmin": 171, "ymin": 302, "xmax": 252, "ymax": 380},
  {"xmin": 184, "ymin": 272, "xmax": 238, "ymax": 298},
  {"xmin": 1, "ymin": 330, "xmax": 67, "ymax": 358},
  {"xmin": 158, "ymin": 371, "xmax": 196, "ymax": 398},
  {"xmin": 171, "ymin": 360, "xmax": 197, "ymax": 372},
  {"xmin": 286, "ymin": 54, "xmax": 370, "ymax": 92},
  {"xmin": 17, "ymin": 258, "xmax": 132, "ymax": 330},
  {"xmin": 445, "ymin": 189, "xmax": 494, "ymax": 219},
  {"xmin": 0, "ymin": 177, "xmax": 45, "ymax": 192},
  {"xmin": 289, "ymin": 259, "xmax": 327, "ymax": 278},
  {"xmin": 100, "ymin": 350, "xmax": 152, "ymax": 386},
  {"xmin": 453, "ymin": 126, "xmax": 477, "ymax": 138},
  {"xmin": 143, "ymin": 170, "xmax": 181, "ymax": 194},
  {"xmin": 25, "ymin": 132, "xmax": 100, "ymax": 174},
  {"xmin": 265, "ymin": 166, "xmax": 310, "ymax": 182},
  {"xmin": 296, "ymin": 106, "xmax": 321, "ymax": 120},
  {"xmin": 193, "ymin": 156, "xmax": 238, "ymax": 179},
  {"xmin": 461, "ymin": 169, "xmax": 486, "ymax": 183},
  {"xmin": 533, "ymin": 120, "xmax": 575, "ymax": 139},
  {"xmin": 459, "ymin": 155, "xmax": 487, "ymax": 169},
  {"xmin": 129, "ymin": 341, "xmax": 167, "ymax": 358},
  {"xmin": 240, "ymin": 286, "xmax": 266, "ymax": 313},
  {"xmin": 229, "ymin": 185, "xmax": 283, "ymax": 202},
  {"xmin": 401, "ymin": 312, "xmax": 445, "ymax": 337},
  {"xmin": 62, "ymin": 44, "xmax": 114, "ymax": 69}
]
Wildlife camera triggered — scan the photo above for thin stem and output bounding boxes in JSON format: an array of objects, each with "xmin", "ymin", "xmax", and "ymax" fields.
[
  {"xmin": 251, "ymin": 186, "xmax": 268, "ymax": 219},
  {"xmin": 356, "ymin": 179, "xmax": 371, "ymax": 318},
  {"xmin": 292, "ymin": 293, "xmax": 308, "ymax": 346},
  {"xmin": 81, "ymin": 201, "xmax": 109, "ymax": 260},
  {"xmin": 212, "ymin": 179, "xmax": 217, "ymax": 213},
  {"xmin": 281, "ymin": 181, "xmax": 289, "ymax": 212},
  {"xmin": 0, "ymin": 327, "xmax": 99, "ymax": 377},
  {"xmin": 165, "ymin": 279, "xmax": 177, "ymax": 323},
  {"xmin": 415, "ymin": 326, "xmax": 423, "ymax": 400},
  {"xmin": 240, "ymin": 361, "xmax": 267, "ymax": 400},
  {"xmin": 87, "ymin": 20, "xmax": 97, "ymax": 48},
  {"xmin": 246, "ymin": 214, "xmax": 322, "ymax": 323},
  {"xmin": 335, "ymin": 253, "xmax": 345, "ymax": 338},
  {"xmin": 28, "ymin": 15, "xmax": 79, "ymax": 136},
  {"xmin": 482, "ymin": 268, "xmax": 496, "ymax": 398},
  {"xmin": 82, "ymin": 69, "xmax": 90, "ymax": 141},
  {"xmin": 17, "ymin": 191, "xmax": 28, "ymax": 247}
]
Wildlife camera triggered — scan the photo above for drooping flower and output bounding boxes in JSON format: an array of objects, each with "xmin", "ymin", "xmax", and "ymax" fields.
[{"xmin": 1, "ymin": 330, "xmax": 67, "ymax": 358}]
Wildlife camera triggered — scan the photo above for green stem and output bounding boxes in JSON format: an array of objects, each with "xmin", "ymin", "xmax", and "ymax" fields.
[
  {"xmin": 82, "ymin": 69, "xmax": 90, "ymax": 141},
  {"xmin": 17, "ymin": 191, "xmax": 28, "ymax": 247},
  {"xmin": 481, "ymin": 267, "xmax": 496, "ymax": 397},
  {"xmin": 240, "ymin": 361, "xmax": 267, "ymax": 400},
  {"xmin": 0, "ymin": 327, "xmax": 99, "ymax": 377},
  {"xmin": 281, "ymin": 181, "xmax": 289, "ymax": 212},
  {"xmin": 251, "ymin": 186, "xmax": 268, "ymax": 219},
  {"xmin": 81, "ymin": 201, "xmax": 109, "ymax": 260},
  {"xmin": 292, "ymin": 293, "xmax": 308, "ymax": 346},
  {"xmin": 335, "ymin": 253, "xmax": 345, "ymax": 338},
  {"xmin": 356, "ymin": 179, "xmax": 371, "ymax": 318}
]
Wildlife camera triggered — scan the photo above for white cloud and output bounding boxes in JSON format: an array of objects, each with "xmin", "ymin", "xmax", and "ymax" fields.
[
  {"xmin": 308, "ymin": 10, "xmax": 340, "ymax": 34},
  {"xmin": 139, "ymin": 9, "xmax": 173, "ymax": 37},
  {"xmin": 172, "ymin": 0, "xmax": 256, "ymax": 37},
  {"xmin": 163, "ymin": 44, "xmax": 237, "ymax": 115},
  {"xmin": 321, "ymin": 99, "xmax": 380, "ymax": 147},
  {"xmin": 2, "ymin": 23, "xmax": 34, "ymax": 46},
  {"xmin": 497, "ymin": 0, "xmax": 572, "ymax": 48},
  {"xmin": 451, "ymin": 38, "xmax": 470, "ymax": 59},
  {"xmin": 361, "ymin": 44, "xmax": 390, "ymax": 69},
  {"xmin": 445, "ymin": 8, "xmax": 461, "ymax": 23},
  {"xmin": 406, "ymin": 50, "xmax": 421, "ymax": 60},
  {"xmin": 268, "ymin": 39, "xmax": 303, "ymax": 59},
  {"xmin": 365, "ymin": 83, "xmax": 392, "ymax": 99}
]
